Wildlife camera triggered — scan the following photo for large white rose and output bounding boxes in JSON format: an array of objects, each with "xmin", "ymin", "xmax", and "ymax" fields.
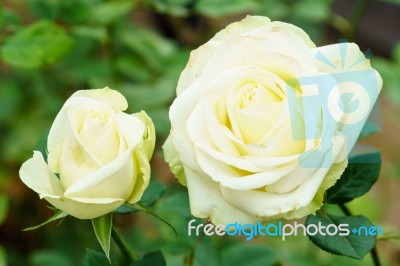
[
  {"xmin": 164, "ymin": 16, "xmax": 382, "ymax": 225},
  {"xmin": 20, "ymin": 87, "xmax": 155, "ymax": 219}
]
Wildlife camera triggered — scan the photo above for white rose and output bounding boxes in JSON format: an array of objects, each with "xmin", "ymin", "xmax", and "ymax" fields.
[
  {"xmin": 164, "ymin": 16, "xmax": 382, "ymax": 225},
  {"xmin": 20, "ymin": 87, "xmax": 155, "ymax": 219}
]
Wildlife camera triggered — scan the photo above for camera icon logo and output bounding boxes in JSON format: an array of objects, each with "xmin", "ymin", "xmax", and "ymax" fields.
[{"xmin": 286, "ymin": 42, "xmax": 381, "ymax": 168}]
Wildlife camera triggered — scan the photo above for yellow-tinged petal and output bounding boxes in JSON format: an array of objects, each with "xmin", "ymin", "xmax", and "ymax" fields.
[
  {"xmin": 45, "ymin": 196, "xmax": 124, "ymax": 219},
  {"xmin": 184, "ymin": 167, "xmax": 259, "ymax": 225},
  {"xmin": 163, "ymin": 136, "xmax": 186, "ymax": 186},
  {"xmin": 127, "ymin": 111, "xmax": 155, "ymax": 203},
  {"xmin": 70, "ymin": 87, "xmax": 128, "ymax": 112},
  {"xmin": 19, "ymin": 151, "xmax": 64, "ymax": 198},
  {"xmin": 64, "ymin": 147, "xmax": 135, "ymax": 200}
]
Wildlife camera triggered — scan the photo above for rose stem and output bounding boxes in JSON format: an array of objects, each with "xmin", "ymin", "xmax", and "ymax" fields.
[
  {"xmin": 338, "ymin": 203, "xmax": 381, "ymax": 266},
  {"xmin": 111, "ymin": 225, "xmax": 136, "ymax": 262},
  {"xmin": 349, "ymin": 0, "xmax": 373, "ymax": 35},
  {"xmin": 338, "ymin": 203, "xmax": 352, "ymax": 216}
]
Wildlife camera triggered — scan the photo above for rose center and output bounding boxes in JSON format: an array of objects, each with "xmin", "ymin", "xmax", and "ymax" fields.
[
  {"xmin": 78, "ymin": 110, "xmax": 120, "ymax": 165},
  {"xmin": 228, "ymin": 82, "xmax": 284, "ymax": 144}
]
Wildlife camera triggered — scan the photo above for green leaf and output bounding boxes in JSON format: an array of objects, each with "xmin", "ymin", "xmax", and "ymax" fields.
[
  {"xmin": 221, "ymin": 243, "xmax": 278, "ymax": 266},
  {"xmin": 377, "ymin": 232, "xmax": 400, "ymax": 241},
  {"xmin": 293, "ymin": 0, "xmax": 330, "ymax": 23},
  {"xmin": 120, "ymin": 84, "xmax": 175, "ymax": 111},
  {"xmin": 68, "ymin": 58, "xmax": 112, "ymax": 84},
  {"xmin": 146, "ymin": 108, "xmax": 170, "ymax": 137},
  {"xmin": 71, "ymin": 26, "xmax": 107, "ymax": 42},
  {"xmin": 163, "ymin": 241, "xmax": 192, "ymax": 255},
  {"xmin": 148, "ymin": 0, "xmax": 191, "ymax": 16},
  {"xmin": 35, "ymin": 128, "xmax": 50, "ymax": 162},
  {"xmin": 90, "ymin": 1, "xmax": 135, "ymax": 24},
  {"xmin": 113, "ymin": 204, "xmax": 137, "ymax": 214},
  {"xmin": 383, "ymin": 0, "xmax": 400, "ymax": 5},
  {"xmin": 257, "ymin": 0, "xmax": 289, "ymax": 20},
  {"xmin": 193, "ymin": 242, "xmax": 220, "ymax": 266},
  {"xmin": 28, "ymin": 0, "xmax": 90, "ymax": 23},
  {"xmin": 0, "ymin": 8, "xmax": 22, "ymax": 30},
  {"xmin": 134, "ymin": 251, "xmax": 166, "ymax": 266},
  {"xmin": 27, "ymin": 0, "xmax": 61, "ymax": 20},
  {"xmin": 0, "ymin": 194, "xmax": 8, "ymax": 225},
  {"xmin": 0, "ymin": 245, "xmax": 6, "ymax": 266},
  {"xmin": 372, "ymin": 57, "xmax": 400, "ymax": 104},
  {"xmin": 116, "ymin": 58, "xmax": 152, "ymax": 82},
  {"xmin": 0, "ymin": 80, "xmax": 21, "ymax": 122},
  {"xmin": 92, "ymin": 213, "xmax": 113, "ymax": 260},
  {"xmin": 118, "ymin": 28, "xmax": 176, "ymax": 72},
  {"xmin": 23, "ymin": 209, "xmax": 68, "ymax": 231},
  {"xmin": 306, "ymin": 212, "xmax": 377, "ymax": 260},
  {"xmin": 84, "ymin": 249, "xmax": 111, "ymax": 266},
  {"xmin": 30, "ymin": 250, "xmax": 72, "ymax": 266},
  {"xmin": 134, "ymin": 204, "xmax": 177, "ymax": 236},
  {"xmin": 325, "ymin": 148, "xmax": 381, "ymax": 203},
  {"xmin": 1, "ymin": 20, "xmax": 73, "ymax": 68},
  {"xmin": 139, "ymin": 182, "xmax": 166, "ymax": 206},
  {"xmin": 358, "ymin": 120, "xmax": 380, "ymax": 140},
  {"xmin": 58, "ymin": 0, "xmax": 91, "ymax": 24},
  {"xmin": 195, "ymin": 0, "xmax": 259, "ymax": 17},
  {"xmin": 393, "ymin": 42, "xmax": 400, "ymax": 63},
  {"xmin": 156, "ymin": 191, "xmax": 191, "ymax": 218}
]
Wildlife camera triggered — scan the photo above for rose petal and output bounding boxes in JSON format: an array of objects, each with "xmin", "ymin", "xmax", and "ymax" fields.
[
  {"xmin": 213, "ymin": 16, "xmax": 272, "ymax": 42},
  {"xmin": 177, "ymin": 41, "xmax": 219, "ymax": 95},
  {"xmin": 177, "ymin": 16, "xmax": 273, "ymax": 95},
  {"xmin": 47, "ymin": 104, "xmax": 75, "ymax": 173},
  {"xmin": 69, "ymin": 87, "xmax": 128, "ymax": 112},
  {"xmin": 187, "ymin": 96, "xmax": 240, "ymax": 157},
  {"xmin": 127, "ymin": 111, "xmax": 155, "ymax": 203},
  {"xmin": 221, "ymin": 145, "xmax": 347, "ymax": 218},
  {"xmin": 269, "ymin": 21, "xmax": 316, "ymax": 48},
  {"xmin": 127, "ymin": 146, "xmax": 150, "ymax": 204},
  {"xmin": 312, "ymin": 43, "xmax": 371, "ymax": 73},
  {"xmin": 170, "ymin": 80, "xmax": 206, "ymax": 173},
  {"xmin": 114, "ymin": 112, "xmax": 146, "ymax": 149},
  {"xmin": 49, "ymin": 98, "xmax": 103, "ymax": 186},
  {"xmin": 220, "ymin": 164, "xmax": 331, "ymax": 217},
  {"xmin": 194, "ymin": 145, "xmax": 296, "ymax": 190},
  {"xmin": 201, "ymin": 36, "xmax": 317, "ymax": 86},
  {"xmin": 44, "ymin": 195, "xmax": 124, "ymax": 219},
  {"xmin": 78, "ymin": 110, "xmax": 120, "ymax": 165},
  {"xmin": 64, "ymin": 148, "xmax": 135, "ymax": 200},
  {"xmin": 312, "ymin": 43, "xmax": 382, "ymax": 155},
  {"xmin": 48, "ymin": 88, "xmax": 128, "ymax": 172},
  {"xmin": 19, "ymin": 151, "xmax": 64, "ymax": 198},
  {"xmin": 59, "ymin": 104, "xmax": 104, "ymax": 188},
  {"xmin": 185, "ymin": 167, "xmax": 259, "ymax": 225},
  {"xmin": 269, "ymin": 125, "xmax": 347, "ymax": 193}
]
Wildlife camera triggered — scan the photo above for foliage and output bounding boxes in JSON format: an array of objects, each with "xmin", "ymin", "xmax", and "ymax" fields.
[
  {"xmin": 0, "ymin": 0, "xmax": 398, "ymax": 266},
  {"xmin": 371, "ymin": 43, "xmax": 400, "ymax": 104},
  {"xmin": 306, "ymin": 212, "xmax": 376, "ymax": 260}
]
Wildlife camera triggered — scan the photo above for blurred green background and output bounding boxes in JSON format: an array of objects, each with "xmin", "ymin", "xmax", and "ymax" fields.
[{"xmin": 0, "ymin": 0, "xmax": 399, "ymax": 265}]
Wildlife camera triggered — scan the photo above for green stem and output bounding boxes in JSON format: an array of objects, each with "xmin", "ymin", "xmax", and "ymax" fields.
[
  {"xmin": 338, "ymin": 203, "xmax": 381, "ymax": 266},
  {"xmin": 370, "ymin": 246, "xmax": 381, "ymax": 266},
  {"xmin": 348, "ymin": 0, "xmax": 373, "ymax": 39},
  {"xmin": 106, "ymin": 22, "xmax": 122, "ymax": 83},
  {"xmin": 338, "ymin": 203, "xmax": 352, "ymax": 216},
  {"xmin": 111, "ymin": 226, "xmax": 136, "ymax": 262}
]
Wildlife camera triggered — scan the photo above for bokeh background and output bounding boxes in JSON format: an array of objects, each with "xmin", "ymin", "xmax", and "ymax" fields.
[{"xmin": 0, "ymin": 0, "xmax": 399, "ymax": 265}]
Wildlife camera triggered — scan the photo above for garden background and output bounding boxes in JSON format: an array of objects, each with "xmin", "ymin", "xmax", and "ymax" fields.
[{"xmin": 0, "ymin": 0, "xmax": 399, "ymax": 265}]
